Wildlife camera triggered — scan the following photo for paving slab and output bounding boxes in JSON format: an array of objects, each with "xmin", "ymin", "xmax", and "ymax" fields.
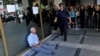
[
  {"xmin": 83, "ymin": 36, "xmax": 100, "ymax": 46},
  {"xmin": 68, "ymin": 30, "xmax": 84, "ymax": 35},
  {"xmin": 54, "ymin": 46, "xmax": 76, "ymax": 56},
  {"xmin": 43, "ymin": 33, "xmax": 59, "ymax": 42},
  {"xmin": 80, "ymin": 49, "xmax": 100, "ymax": 56},
  {"xmin": 86, "ymin": 30, "xmax": 100, "ymax": 36},
  {"xmin": 54, "ymin": 35, "xmax": 82, "ymax": 43}
]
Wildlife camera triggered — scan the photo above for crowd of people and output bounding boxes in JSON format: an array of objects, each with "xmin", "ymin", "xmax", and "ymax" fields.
[
  {"xmin": 51, "ymin": 3, "xmax": 100, "ymax": 30},
  {"xmin": 27, "ymin": 3, "xmax": 100, "ymax": 55}
]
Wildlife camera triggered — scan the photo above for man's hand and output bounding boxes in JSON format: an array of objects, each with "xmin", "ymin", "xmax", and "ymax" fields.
[
  {"xmin": 37, "ymin": 43, "xmax": 42, "ymax": 48},
  {"xmin": 37, "ymin": 43, "xmax": 42, "ymax": 46},
  {"xmin": 37, "ymin": 45, "xmax": 41, "ymax": 48},
  {"xmin": 32, "ymin": 43, "xmax": 42, "ymax": 48},
  {"xmin": 68, "ymin": 17, "xmax": 72, "ymax": 24},
  {"xmin": 54, "ymin": 17, "xmax": 57, "ymax": 23}
]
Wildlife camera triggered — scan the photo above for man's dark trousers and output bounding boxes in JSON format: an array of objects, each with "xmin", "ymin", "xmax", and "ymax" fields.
[{"xmin": 59, "ymin": 23, "xmax": 67, "ymax": 41}]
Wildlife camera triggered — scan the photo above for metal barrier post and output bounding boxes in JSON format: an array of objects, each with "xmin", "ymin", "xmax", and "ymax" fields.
[
  {"xmin": 37, "ymin": 0, "xmax": 44, "ymax": 40},
  {"xmin": 0, "ymin": 17, "xmax": 9, "ymax": 56}
]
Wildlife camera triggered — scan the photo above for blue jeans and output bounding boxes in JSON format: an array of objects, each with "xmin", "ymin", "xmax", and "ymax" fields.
[{"xmin": 31, "ymin": 44, "xmax": 55, "ymax": 54}]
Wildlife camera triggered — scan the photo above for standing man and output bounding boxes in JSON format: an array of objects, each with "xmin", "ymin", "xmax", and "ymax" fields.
[
  {"xmin": 51, "ymin": 5, "xmax": 58, "ymax": 30},
  {"xmin": 54, "ymin": 3, "xmax": 72, "ymax": 41}
]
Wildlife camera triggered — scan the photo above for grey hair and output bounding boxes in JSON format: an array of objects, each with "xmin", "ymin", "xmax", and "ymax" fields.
[{"xmin": 30, "ymin": 27, "xmax": 36, "ymax": 32}]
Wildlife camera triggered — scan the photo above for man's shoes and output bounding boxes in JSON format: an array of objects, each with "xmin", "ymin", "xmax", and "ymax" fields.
[
  {"xmin": 55, "ymin": 44, "xmax": 59, "ymax": 49},
  {"xmin": 64, "ymin": 39, "xmax": 67, "ymax": 41},
  {"xmin": 51, "ymin": 52, "xmax": 55, "ymax": 55}
]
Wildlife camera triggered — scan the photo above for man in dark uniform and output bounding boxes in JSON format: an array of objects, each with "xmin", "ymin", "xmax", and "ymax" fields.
[{"xmin": 54, "ymin": 3, "xmax": 72, "ymax": 41}]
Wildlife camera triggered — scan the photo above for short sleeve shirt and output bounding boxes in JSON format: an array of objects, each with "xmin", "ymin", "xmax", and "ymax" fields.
[
  {"xmin": 56, "ymin": 9, "xmax": 70, "ymax": 24},
  {"xmin": 57, "ymin": 9, "xmax": 70, "ymax": 22}
]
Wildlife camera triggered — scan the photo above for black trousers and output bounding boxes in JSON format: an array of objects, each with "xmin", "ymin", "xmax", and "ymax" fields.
[
  {"xmin": 80, "ymin": 18, "xmax": 85, "ymax": 28},
  {"xmin": 53, "ymin": 22, "xmax": 58, "ymax": 30},
  {"xmin": 93, "ymin": 15, "xmax": 100, "ymax": 29},
  {"xmin": 59, "ymin": 23, "xmax": 67, "ymax": 41},
  {"xmin": 87, "ymin": 15, "xmax": 93, "ymax": 28}
]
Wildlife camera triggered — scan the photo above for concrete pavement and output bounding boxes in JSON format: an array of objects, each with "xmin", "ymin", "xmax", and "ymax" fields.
[{"xmin": 33, "ymin": 29, "xmax": 100, "ymax": 56}]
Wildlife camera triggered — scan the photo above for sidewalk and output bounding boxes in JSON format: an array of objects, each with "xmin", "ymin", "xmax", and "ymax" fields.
[{"xmin": 33, "ymin": 29, "xmax": 100, "ymax": 56}]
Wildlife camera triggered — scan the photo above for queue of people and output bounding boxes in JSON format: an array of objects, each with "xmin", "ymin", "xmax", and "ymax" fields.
[{"xmin": 50, "ymin": 3, "xmax": 100, "ymax": 30}]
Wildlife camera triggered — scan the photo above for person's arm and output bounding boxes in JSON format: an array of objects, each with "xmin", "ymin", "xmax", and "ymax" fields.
[
  {"xmin": 31, "ymin": 39, "xmax": 42, "ymax": 47},
  {"xmin": 67, "ymin": 11, "xmax": 72, "ymax": 23},
  {"xmin": 54, "ymin": 17, "xmax": 57, "ymax": 23},
  {"xmin": 92, "ymin": 11, "xmax": 95, "ymax": 17},
  {"xmin": 31, "ymin": 44, "xmax": 39, "ymax": 47},
  {"xmin": 54, "ymin": 10, "xmax": 58, "ymax": 23},
  {"xmin": 92, "ymin": 8, "xmax": 95, "ymax": 17},
  {"xmin": 68, "ymin": 17, "xmax": 72, "ymax": 24},
  {"xmin": 31, "ymin": 43, "xmax": 41, "ymax": 48}
]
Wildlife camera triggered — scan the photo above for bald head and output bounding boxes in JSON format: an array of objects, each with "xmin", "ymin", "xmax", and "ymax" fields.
[{"xmin": 30, "ymin": 27, "xmax": 37, "ymax": 34}]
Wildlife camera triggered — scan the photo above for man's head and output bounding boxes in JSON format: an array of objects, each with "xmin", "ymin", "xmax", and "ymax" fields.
[
  {"xmin": 59, "ymin": 3, "xmax": 64, "ymax": 10},
  {"xmin": 53, "ymin": 5, "xmax": 58, "ymax": 10},
  {"xmin": 30, "ymin": 27, "xmax": 37, "ymax": 34},
  {"xmin": 90, "ymin": 3, "xmax": 94, "ymax": 8}
]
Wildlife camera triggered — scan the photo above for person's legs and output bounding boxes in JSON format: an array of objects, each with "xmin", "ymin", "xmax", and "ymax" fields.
[
  {"xmin": 96, "ymin": 16, "xmax": 99, "ymax": 30},
  {"xmin": 88, "ymin": 15, "xmax": 91, "ymax": 28},
  {"xmin": 80, "ymin": 17, "xmax": 85, "ymax": 28},
  {"xmin": 93, "ymin": 16, "xmax": 97, "ymax": 29},
  {"xmin": 90, "ymin": 16, "xmax": 93, "ymax": 28},
  {"xmin": 72, "ymin": 18, "xmax": 75, "ymax": 28},
  {"xmin": 98, "ymin": 17, "xmax": 100, "ymax": 29},
  {"xmin": 42, "ymin": 44, "xmax": 56, "ymax": 50},
  {"xmin": 54, "ymin": 22, "xmax": 58, "ymax": 30},
  {"xmin": 63, "ymin": 25, "xmax": 67, "ymax": 41},
  {"xmin": 59, "ymin": 25, "xmax": 64, "ymax": 36},
  {"xmin": 31, "ymin": 47, "xmax": 53, "ymax": 54}
]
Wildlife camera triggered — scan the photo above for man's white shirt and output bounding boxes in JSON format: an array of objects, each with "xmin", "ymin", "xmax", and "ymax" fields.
[{"xmin": 27, "ymin": 33, "xmax": 39, "ymax": 47}]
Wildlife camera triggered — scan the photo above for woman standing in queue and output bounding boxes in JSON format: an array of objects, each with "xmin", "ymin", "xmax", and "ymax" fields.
[{"xmin": 69, "ymin": 7, "xmax": 76, "ymax": 28}]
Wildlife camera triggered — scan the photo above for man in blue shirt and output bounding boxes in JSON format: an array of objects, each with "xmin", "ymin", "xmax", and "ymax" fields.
[
  {"xmin": 54, "ymin": 3, "xmax": 72, "ymax": 41},
  {"xmin": 27, "ymin": 27, "xmax": 58, "ymax": 55}
]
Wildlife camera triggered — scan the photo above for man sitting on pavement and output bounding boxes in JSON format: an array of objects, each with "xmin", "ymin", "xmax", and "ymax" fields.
[{"xmin": 27, "ymin": 27, "xmax": 58, "ymax": 55}]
